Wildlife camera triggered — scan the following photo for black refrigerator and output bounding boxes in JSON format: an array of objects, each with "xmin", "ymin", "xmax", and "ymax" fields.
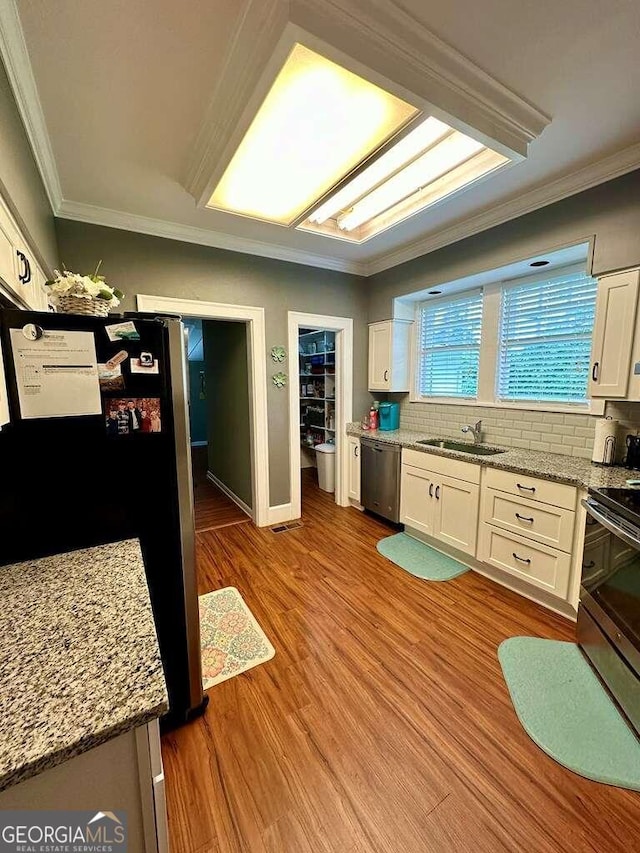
[{"xmin": 0, "ymin": 308, "xmax": 207, "ymax": 729}]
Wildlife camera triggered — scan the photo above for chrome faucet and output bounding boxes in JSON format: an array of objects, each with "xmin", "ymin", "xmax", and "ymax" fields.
[{"xmin": 461, "ymin": 420, "xmax": 482, "ymax": 444}]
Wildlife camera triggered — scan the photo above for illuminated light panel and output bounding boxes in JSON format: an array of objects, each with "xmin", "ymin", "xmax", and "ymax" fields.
[
  {"xmin": 359, "ymin": 148, "xmax": 509, "ymax": 237},
  {"xmin": 309, "ymin": 116, "xmax": 451, "ymax": 225},
  {"xmin": 337, "ymin": 131, "xmax": 486, "ymax": 231},
  {"xmin": 207, "ymin": 43, "xmax": 417, "ymax": 225}
]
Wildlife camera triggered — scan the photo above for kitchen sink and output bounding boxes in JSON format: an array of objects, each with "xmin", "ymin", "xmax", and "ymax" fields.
[{"xmin": 417, "ymin": 439, "xmax": 506, "ymax": 456}]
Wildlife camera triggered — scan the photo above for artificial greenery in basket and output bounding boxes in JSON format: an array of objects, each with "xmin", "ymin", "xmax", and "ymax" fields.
[{"xmin": 45, "ymin": 262, "xmax": 124, "ymax": 316}]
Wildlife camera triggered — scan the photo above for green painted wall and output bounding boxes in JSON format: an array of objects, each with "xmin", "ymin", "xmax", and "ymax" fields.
[
  {"xmin": 203, "ymin": 320, "xmax": 252, "ymax": 509},
  {"xmin": 188, "ymin": 359, "xmax": 207, "ymax": 445},
  {"xmin": 368, "ymin": 169, "xmax": 640, "ymax": 321},
  {"xmin": 0, "ymin": 56, "xmax": 58, "ymax": 272},
  {"xmin": 54, "ymin": 219, "xmax": 371, "ymax": 505}
]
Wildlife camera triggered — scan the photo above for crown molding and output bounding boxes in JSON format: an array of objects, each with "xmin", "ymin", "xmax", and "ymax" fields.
[
  {"xmin": 0, "ymin": 0, "xmax": 62, "ymax": 213},
  {"xmin": 183, "ymin": 0, "xmax": 288, "ymax": 205},
  {"xmin": 184, "ymin": 0, "xmax": 550, "ymax": 208},
  {"xmin": 58, "ymin": 141, "xmax": 640, "ymax": 281},
  {"xmin": 362, "ymin": 142, "xmax": 640, "ymax": 276},
  {"xmin": 56, "ymin": 199, "xmax": 365, "ymax": 274},
  {"xmin": 290, "ymin": 0, "xmax": 549, "ymax": 157}
]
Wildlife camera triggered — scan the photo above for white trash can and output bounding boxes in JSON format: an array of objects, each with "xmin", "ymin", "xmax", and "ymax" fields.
[{"xmin": 315, "ymin": 443, "xmax": 336, "ymax": 493}]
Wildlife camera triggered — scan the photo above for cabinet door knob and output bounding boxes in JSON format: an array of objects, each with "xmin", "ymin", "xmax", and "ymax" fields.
[{"xmin": 592, "ymin": 362, "xmax": 599, "ymax": 382}]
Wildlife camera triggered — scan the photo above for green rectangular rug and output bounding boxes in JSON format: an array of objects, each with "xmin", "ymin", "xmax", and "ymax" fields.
[{"xmin": 377, "ymin": 532, "xmax": 469, "ymax": 581}]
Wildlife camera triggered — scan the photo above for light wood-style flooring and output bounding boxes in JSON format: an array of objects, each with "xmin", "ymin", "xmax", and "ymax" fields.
[{"xmin": 162, "ymin": 469, "xmax": 640, "ymax": 852}]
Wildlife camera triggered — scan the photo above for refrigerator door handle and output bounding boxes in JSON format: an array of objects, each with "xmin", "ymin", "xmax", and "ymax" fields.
[{"xmin": 166, "ymin": 318, "xmax": 206, "ymax": 716}]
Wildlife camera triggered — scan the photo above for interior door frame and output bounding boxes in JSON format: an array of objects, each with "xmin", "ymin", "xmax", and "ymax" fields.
[
  {"xmin": 287, "ymin": 312, "xmax": 353, "ymax": 519},
  {"xmin": 136, "ymin": 294, "xmax": 270, "ymax": 527}
]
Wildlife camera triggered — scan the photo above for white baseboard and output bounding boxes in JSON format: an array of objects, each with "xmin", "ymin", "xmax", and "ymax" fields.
[
  {"xmin": 206, "ymin": 471, "xmax": 253, "ymax": 520},
  {"xmin": 266, "ymin": 503, "xmax": 295, "ymax": 525}
]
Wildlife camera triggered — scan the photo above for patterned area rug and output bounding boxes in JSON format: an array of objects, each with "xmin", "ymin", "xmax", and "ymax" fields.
[{"xmin": 199, "ymin": 587, "xmax": 275, "ymax": 689}]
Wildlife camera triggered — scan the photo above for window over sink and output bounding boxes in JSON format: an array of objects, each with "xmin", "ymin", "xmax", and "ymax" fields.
[{"xmin": 415, "ymin": 265, "xmax": 598, "ymax": 410}]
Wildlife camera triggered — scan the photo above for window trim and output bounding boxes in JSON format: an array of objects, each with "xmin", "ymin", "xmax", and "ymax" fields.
[{"xmin": 411, "ymin": 266, "xmax": 605, "ymax": 415}]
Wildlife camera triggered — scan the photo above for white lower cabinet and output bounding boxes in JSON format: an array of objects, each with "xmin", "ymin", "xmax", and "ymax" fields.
[
  {"xmin": 477, "ymin": 524, "xmax": 572, "ymax": 598},
  {"xmin": 435, "ymin": 475, "xmax": 480, "ymax": 555},
  {"xmin": 400, "ymin": 451, "xmax": 480, "ymax": 556},
  {"xmin": 347, "ymin": 436, "xmax": 361, "ymax": 502},
  {"xmin": 397, "ymin": 448, "xmax": 580, "ymax": 611},
  {"xmin": 400, "ymin": 464, "xmax": 435, "ymax": 536},
  {"xmin": 0, "ymin": 721, "xmax": 168, "ymax": 853}
]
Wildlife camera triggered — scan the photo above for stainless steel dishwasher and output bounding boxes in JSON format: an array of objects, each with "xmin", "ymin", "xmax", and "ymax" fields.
[{"xmin": 360, "ymin": 438, "xmax": 402, "ymax": 523}]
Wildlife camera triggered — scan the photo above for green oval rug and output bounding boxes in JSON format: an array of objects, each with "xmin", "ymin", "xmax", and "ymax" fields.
[
  {"xmin": 498, "ymin": 636, "xmax": 640, "ymax": 791},
  {"xmin": 376, "ymin": 532, "xmax": 469, "ymax": 581}
]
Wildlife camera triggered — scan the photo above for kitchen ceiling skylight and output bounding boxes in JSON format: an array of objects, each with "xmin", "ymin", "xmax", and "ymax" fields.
[
  {"xmin": 207, "ymin": 43, "xmax": 513, "ymax": 241},
  {"xmin": 207, "ymin": 44, "xmax": 418, "ymax": 226}
]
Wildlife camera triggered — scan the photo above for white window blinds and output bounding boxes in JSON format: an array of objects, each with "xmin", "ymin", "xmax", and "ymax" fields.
[
  {"xmin": 418, "ymin": 291, "xmax": 483, "ymax": 398},
  {"xmin": 497, "ymin": 272, "xmax": 597, "ymax": 403}
]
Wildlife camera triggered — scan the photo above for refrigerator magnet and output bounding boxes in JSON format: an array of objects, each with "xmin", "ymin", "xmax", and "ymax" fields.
[
  {"xmin": 22, "ymin": 323, "xmax": 43, "ymax": 341},
  {"xmin": 104, "ymin": 397, "xmax": 161, "ymax": 435},
  {"xmin": 130, "ymin": 354, "xmax": 159, "ymax": 374},
  {"xmin": 105, "ymin": 320, "xmax": 140, "ymax": 342},
  {"xmin": 105, "ymin": 349, "xmax": 128, "ymax": 371},
  {"xmin": 98, "ymin": 362, "xmax": 125, "ymax": 391}
]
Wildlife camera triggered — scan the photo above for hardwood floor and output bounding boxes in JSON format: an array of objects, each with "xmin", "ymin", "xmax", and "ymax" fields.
[
  {"xmin": 162, "ymin": 471, "xmax": 640, "ymax": 852},
  {"xmin": 191, "ymin": 445, "xmax": 251, "ymax": 533}
]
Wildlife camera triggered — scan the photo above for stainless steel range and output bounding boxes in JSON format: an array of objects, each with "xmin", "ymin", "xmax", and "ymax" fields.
[{"xmin": 579, "ymin": 489, "xmax": 640, "ymax": 736}]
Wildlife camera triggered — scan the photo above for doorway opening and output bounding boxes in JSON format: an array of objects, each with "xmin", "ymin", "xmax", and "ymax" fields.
[
  {"xmin": 288, "ymin": 312, "xmax": 353, "ymax": 519},
  {"xmin": 136, "ymin": 295, "xmax": 270, "ymax": 527},
  {"xmin": 183, "ymin": 317, "xmax": 253, "ymax": 533}
]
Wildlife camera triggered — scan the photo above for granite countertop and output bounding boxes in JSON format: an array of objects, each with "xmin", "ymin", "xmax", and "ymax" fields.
[
  {"xmin": 0, "ymin": 539, "xmax": 168, "ymax": 792},
  {"xmin": 347, "ymin": 423, "xmax": 637, "ymax": 491}
]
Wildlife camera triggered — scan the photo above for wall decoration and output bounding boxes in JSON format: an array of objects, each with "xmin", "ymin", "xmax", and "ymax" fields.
[
  {"xmin": 272, "ymin": 372, "xmax": 288, "ymax": 388},
  {"xmin": 270, "ymin": 345, "xmax": 286, "ymax": 363}
]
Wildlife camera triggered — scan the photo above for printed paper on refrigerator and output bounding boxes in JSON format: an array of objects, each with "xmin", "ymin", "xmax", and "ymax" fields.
[{"xmin": 9, "ymin": 328, "xmax": 101, "ymax": 419}]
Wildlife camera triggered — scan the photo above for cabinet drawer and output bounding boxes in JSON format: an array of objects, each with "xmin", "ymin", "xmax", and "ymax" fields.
[
  {"xmin": 402, "ymin": 448, "xmax": 481, "ymax": 484},
  {"xmin": 478, "ymin": 524, "xmax": 571, "ymax": 597},
  {"xmin": 482, "ymin": 467, "xmax": 576, "ymax": 510},
  {"xmin": 480, "ymin": 488, "xmax": 575, "ymax": 552}
]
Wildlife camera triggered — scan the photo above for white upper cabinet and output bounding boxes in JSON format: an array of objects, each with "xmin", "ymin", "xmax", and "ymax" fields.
[
  {"xmin": 0, "ymin": 194, "xmax": 48, "ymax": 312},
  {"xmin": 368, "ymin": 320, "xmax": 413, "ymax": 392},
  {"xmin": 589, "ymin": 269, "xmax": 640, "ymax": 398}
]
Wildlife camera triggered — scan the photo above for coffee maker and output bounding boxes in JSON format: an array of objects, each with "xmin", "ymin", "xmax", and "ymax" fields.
[{"xmin": 625, "ymin": 434, "xmax": 640, "ymax": 469}]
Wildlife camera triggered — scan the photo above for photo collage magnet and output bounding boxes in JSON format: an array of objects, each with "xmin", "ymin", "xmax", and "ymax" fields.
[{"xmin": 101, "ymin": 320, "xmax": 163, "ymax": 437}]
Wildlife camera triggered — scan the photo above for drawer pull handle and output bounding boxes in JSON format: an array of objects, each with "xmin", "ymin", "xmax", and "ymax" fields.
[
  {"xmin": 383, "ymin": 369, "xmax": 389, "ymax": 382},
  {"xmin": 354, "ymin": 446, "xmax": 358, "ymax": 458},
  {"xmin": 516, "ymin": 483, "xmax": 536, "ymax": 492},
  {"xmin": 435, "ymin": 485, "xmax": 440, "ymax": 500},
  {"xmin": 515, "ymin": 513, "xmax": 534, "ymax": 523},
  {"xmin": 592, "ymin": 362, "xmax": 599, "ymax": 382},
  {"xmin": 582, "ymin": 560, "xmax": 596, "ymax": 570},
  {"xmin": 512, "ymin": 552, "xmax": 531, "ymax": 565},
  {"xmin": 429, "ymin": 483, "xmax": 434, "ymax": 497}
]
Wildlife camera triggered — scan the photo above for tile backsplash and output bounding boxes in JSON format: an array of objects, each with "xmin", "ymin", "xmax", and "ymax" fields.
[{"xmin": 396, "ymin": 398, "xmax": 640, "ymax": 460}]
